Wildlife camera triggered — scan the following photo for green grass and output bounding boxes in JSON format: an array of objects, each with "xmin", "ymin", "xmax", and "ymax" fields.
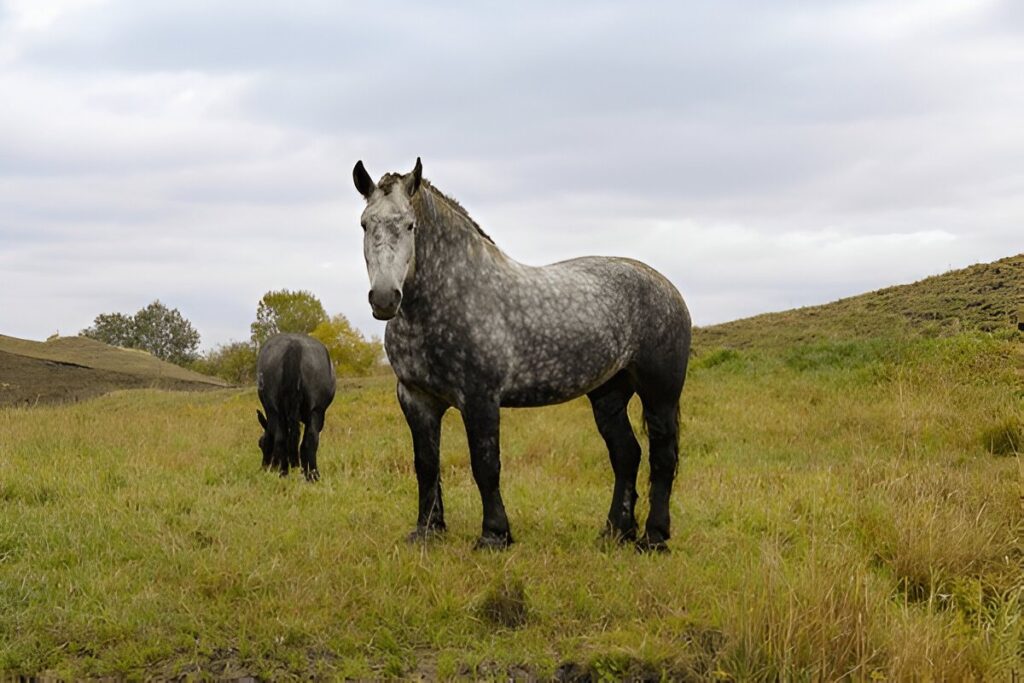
[{"xmin": 1, "ymin": 333, "xmax": 1023, "ymax": 679}]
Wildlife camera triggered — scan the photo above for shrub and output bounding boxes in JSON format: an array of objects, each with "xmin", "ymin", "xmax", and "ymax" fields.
[
  {"xmin": 693, "ymin": 347, "xmax": 742, "ymax": 370},
  {"xmin": 191, "ymin": 342, "xmax": 258, "ymax": 385},
  {"xmin": 310, "ymin": 315, "xmax": 384, "ymax": 377}
]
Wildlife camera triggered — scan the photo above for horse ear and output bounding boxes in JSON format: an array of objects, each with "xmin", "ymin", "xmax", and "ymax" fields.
[
  {"xmin": 353, "ymin": 160, "xmax": 376, "ymax": 200},
  {"xmin": 404, "ymin": 157, "xmax": 422, "ymax": 196},
  {"xmin": 257, "ymin": 409, "xmax": 268, "ymax": 429}
]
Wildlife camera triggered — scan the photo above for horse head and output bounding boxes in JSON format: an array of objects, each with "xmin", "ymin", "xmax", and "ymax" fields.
[
  {"xmin": 256, "ymin": 408, "xmax": 272, "ymax": 465},
  {"xmin": 353, "ymin": 158, "xmax": 422, "ymax": 320}
]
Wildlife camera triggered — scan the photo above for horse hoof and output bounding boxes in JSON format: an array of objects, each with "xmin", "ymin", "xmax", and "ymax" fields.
[
  {"xmin": 304, "ymin": 469, "xmax": 320, "ymax": 483},
  {"xmin": 635, "ymin": 536, "xmax": 671, "ymax": 554},
  {"xmin": 406, "ymin": 526, "xmax": 446, "ymax": 544},
  {"xmin": 474, "ymin": 532, "xmax": 513, "ymax": 551},
  {"xmin": 599, "ymin": 525, "xmax": 638, "ymax": 545}
]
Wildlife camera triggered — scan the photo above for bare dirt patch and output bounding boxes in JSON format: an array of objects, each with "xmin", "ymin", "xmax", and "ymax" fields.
[{"xmin": 0, "ymin": 350, "xmax": 223, "ymax": 407}]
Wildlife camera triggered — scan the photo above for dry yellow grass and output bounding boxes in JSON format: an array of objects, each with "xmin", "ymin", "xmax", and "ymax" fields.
[{"xmin": 1, "ymin": 331, "xmax": 1021, "ymax": 679}]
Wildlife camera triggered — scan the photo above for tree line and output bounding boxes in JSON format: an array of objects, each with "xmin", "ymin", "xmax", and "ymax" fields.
[{"xmin": 81, "ymin": 290, "xmax": 383, "ymax": 384}]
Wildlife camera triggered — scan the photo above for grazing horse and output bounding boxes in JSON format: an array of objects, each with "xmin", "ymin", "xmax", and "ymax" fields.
[
  {"xmin": 256, "ymin": 333, "xmax": 336, "ymax": 481},
  {"xmin": 353, "ymin": 158, "xmax": 691, "ymax": 550}
]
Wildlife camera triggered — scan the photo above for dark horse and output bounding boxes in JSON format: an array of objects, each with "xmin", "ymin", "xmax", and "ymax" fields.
[
  {"xmin": 256, "ymin": 333, "xmax": 336, "ymax": 481},
  {"xmin": 353, "ymin": 158, "xmax": 691, "ymax": 550}
]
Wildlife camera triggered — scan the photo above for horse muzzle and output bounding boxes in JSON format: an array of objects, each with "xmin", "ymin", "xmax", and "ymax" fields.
[{"xmin": 369, "ymin": 287, "xmax": 402, "ymax": 320}]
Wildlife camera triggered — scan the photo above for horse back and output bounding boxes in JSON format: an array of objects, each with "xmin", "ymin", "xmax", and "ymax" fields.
[
  {"xmin": 257, "ymin": 334, "xmax": 335, "ymax": 418},
  {"xmin": 499, "ymin": 256, "xmax": 690, "ymax": 403},
  {"xmin": 516, "ymin": 255, "xmax": 690, "ymax": 357}
]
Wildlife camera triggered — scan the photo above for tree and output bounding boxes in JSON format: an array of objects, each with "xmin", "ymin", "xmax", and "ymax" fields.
[
  {"xmin": 250, "ymin": 289, "xmax": 327, "ymax": 345},
  {"xmin": 191, "ymin": 341, "xmax": 258, "ymax": 385},
  {"xmin": 82, "ymin": 300, "xmax": 200, "ymax": 365},
  {"xmin": 132, "ymin": 301, "xmax": 202, "ymax": 365},
  {"xmin": 309, "ymin": 314, "xmax": 384, "ymax": 377},
  {"xmin": 82, "ymin": 312, "xmax": 135, "ymax": 348}
]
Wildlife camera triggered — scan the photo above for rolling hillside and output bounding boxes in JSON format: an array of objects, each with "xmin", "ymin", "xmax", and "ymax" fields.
[
  {"xmin": 0, "ymin": 334, "xmax": 228, "ymax": 407},
  {"xmin": 695, "ymin": 253, "xmax": 1023, "ymax": 350}
]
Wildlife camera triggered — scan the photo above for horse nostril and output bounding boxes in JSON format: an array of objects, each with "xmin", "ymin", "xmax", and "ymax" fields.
[{"xmin": 369, "ymin": 287, "xmax": 402, "ymax": 312}]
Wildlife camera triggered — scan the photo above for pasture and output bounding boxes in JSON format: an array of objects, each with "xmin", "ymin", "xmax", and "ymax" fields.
[{"xmin": 1, "ymin": 330, "xmax": 1021, "ymax": 680}]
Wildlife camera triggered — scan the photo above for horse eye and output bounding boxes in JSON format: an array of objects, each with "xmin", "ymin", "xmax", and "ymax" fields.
[{"xmin": 407, "ymin": 222, "xmax": 415, "ymax": 231}]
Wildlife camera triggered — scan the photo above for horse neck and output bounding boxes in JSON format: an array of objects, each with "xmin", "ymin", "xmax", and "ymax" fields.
[{"xmin": 403, "ymin": 189, "xmax": 508, "ymax": 312}]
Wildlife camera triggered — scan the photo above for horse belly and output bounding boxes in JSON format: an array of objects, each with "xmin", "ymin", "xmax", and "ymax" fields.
[
  {"xmin": 500, "ymin": 382, "xmax": 603, "ymax": 408},
  {"xmin": 497, "ymin": 287, "xmax": 636, "ymax": 406},
  {"xmin": 500, "ymin": 344, "xmax": 628, "ymax": 408}
]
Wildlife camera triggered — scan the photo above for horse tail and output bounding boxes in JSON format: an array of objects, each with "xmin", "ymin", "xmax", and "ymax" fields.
[
  {"xmin": 280, "ymin": 341, "xmax": 304, "ymax": 464},
  {"xmin": 281, "ymin": 341, "xmax": 303, "ymax": 416}
]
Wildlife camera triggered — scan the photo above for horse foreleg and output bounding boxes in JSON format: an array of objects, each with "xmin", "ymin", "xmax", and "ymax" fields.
[
  {"xmin": 299, "ymin": 409, "xmax": 324, "ymax": 482},
  {"xmin": 272, "ymin": 423, "xmax": 290, "ymax": 477},
  {"xmin": 398, "ymin": 383, "xmax": 448, "ymax": 540},
  {"xmin": 463, "ymin": 399, "xmax": 512, "ymax": 550},
  {"xmin": 260, "ymin": 414, "xmax": 275, "ymax": 471}
]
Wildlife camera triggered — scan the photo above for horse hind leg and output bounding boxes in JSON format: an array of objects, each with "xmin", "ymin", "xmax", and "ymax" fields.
[
  {"xmin": 290, "ymin": 425, "xmax": 301, "ymax": 470},
  {"xmin": 271, "ymin": 423, "xmax": 290, "ymax": 476},
  {"xmin": 299, "ymin": 409, "xmax": 324, "ymax": 482},
  {"xmin": 636, "ymin": 382, "xmax": 681, "ymax": 552},
  {"xmin": 588, "ymin": 372, "xmax": 641, "ymax": 542},
  {"xmin": 275, "ymin": 418, "xmax": 300, "ymax": 477}
]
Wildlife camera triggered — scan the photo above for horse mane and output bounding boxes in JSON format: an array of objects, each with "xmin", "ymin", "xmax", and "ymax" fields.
[{"xmin": 378, "ymin": 173, "xmax": 494, "ymax": 245}]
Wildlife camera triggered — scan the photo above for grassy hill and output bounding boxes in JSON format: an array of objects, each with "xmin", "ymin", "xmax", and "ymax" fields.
[
  {"xmin": 695, "ymin": 253, "xmax": 1023, "ymax": 351},
  {"xmin": 0, "ymin": 334, "xmax": 226, "ymax": 384},
  {"xmin": 0, "ymin": 334, "xmax": 227, "ymax": 407}
]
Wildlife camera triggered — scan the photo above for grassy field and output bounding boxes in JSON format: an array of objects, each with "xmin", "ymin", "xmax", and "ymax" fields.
[{"xmin": 2, "ymin": 328, "xmax": 1022, "ymax": 679}]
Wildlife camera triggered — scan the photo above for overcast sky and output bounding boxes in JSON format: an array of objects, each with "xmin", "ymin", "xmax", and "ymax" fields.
[{"xmin": 1, "ymin": 0, "xmax": 1021, "ymax": 349}]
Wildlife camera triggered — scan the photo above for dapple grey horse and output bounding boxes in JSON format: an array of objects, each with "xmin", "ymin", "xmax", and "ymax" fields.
[{"xmin": 353, "ymin": 158, "xmax": 691, "ymax": 550}]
